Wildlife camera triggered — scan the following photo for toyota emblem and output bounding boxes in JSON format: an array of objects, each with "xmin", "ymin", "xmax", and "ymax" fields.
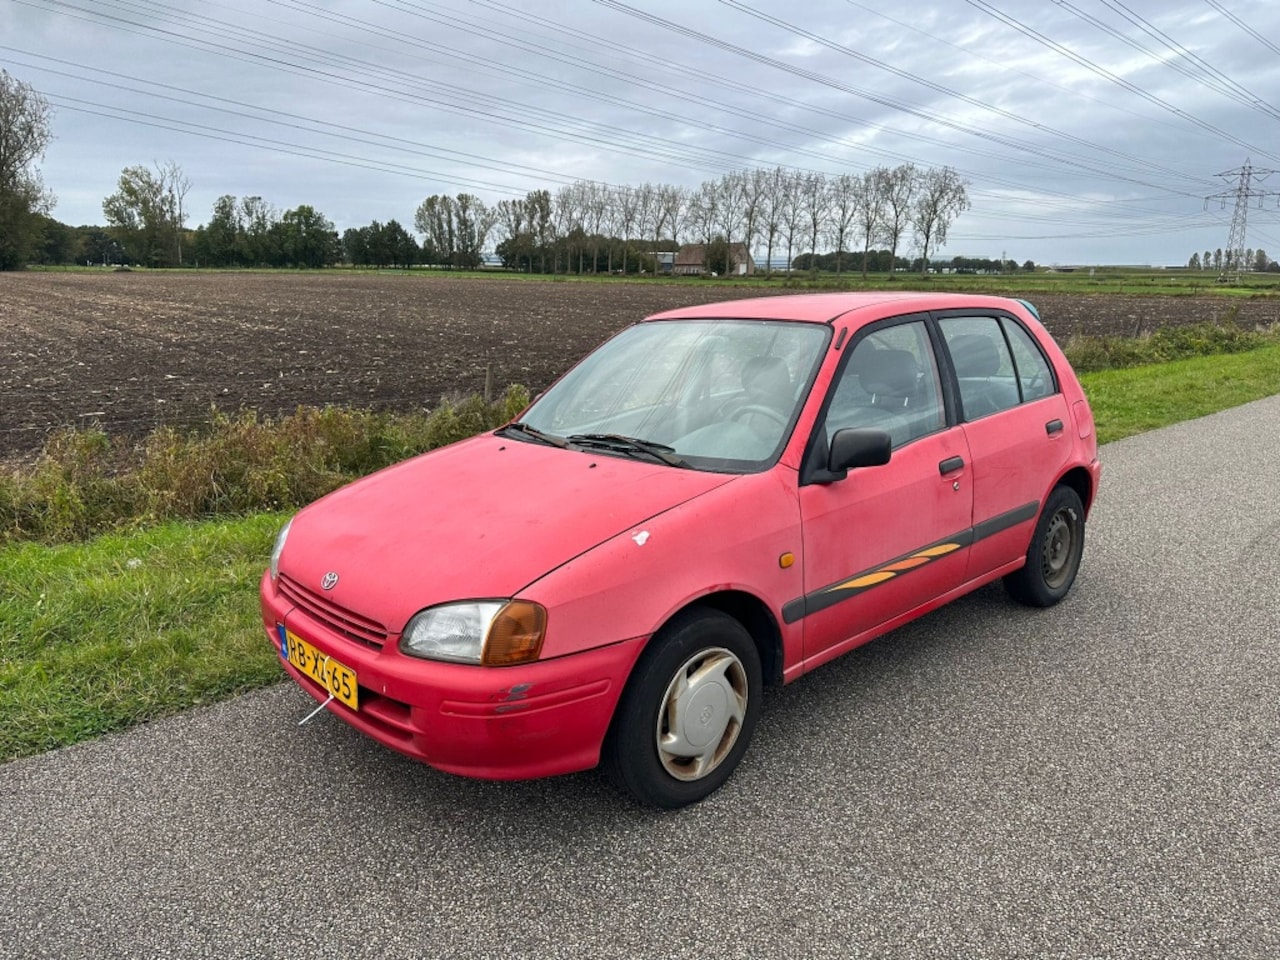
[{"xmin": 320, "ymin": 571, "xmax": 339, "ymax": 591}]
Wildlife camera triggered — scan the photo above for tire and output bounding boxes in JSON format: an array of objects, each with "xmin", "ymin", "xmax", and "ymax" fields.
[
  {"xmin": 603, "ymin": 608, "xmax": 762, "ymax": 809},
  {"xmin": 1004, "ymin": 485, "xmax": 1086, "ymax": 607}
]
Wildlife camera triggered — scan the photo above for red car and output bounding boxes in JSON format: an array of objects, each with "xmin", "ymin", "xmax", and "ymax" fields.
[{"xmin": 261, "ymin": 292, "xmax": 1100, "ymax": 808}]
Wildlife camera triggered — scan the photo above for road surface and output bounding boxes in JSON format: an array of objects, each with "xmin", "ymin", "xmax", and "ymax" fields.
[{"xmin": 3, "ymin": 395, "xmax": 1277, "ymax": 959}]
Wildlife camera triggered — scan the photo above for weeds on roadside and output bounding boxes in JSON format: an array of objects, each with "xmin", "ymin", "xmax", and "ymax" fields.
[
  {"xmin": 0, "ymin": 385, "xmax": 530, "ymax": 545},
  {"xmin": 1061, "ymin": 312, "xmax": 1279, "ymax": 373}
]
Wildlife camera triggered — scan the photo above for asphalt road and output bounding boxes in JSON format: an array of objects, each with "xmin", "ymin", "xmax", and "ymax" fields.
[{"xmin": 3, "ymin": 396, "xmax": 1277, "ymax": 960}]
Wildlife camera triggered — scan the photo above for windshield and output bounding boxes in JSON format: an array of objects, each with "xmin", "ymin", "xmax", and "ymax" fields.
[{"xmin": 516, "ymin": 318, "xmax": 830, "ymax": 472}]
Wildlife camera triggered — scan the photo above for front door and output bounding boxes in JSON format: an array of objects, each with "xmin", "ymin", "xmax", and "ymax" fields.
[{"xmin": 795, "ymin": 318, "xmax": 973, "ymax": 667}]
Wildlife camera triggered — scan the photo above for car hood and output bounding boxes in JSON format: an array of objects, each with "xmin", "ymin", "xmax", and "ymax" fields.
[{"xmin": 279, "ymin": 433, "xmax": 737, "ymax": 631}]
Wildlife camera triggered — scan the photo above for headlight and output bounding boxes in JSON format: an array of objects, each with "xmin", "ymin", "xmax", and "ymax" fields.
[
  {"xmin": 269, "ymin": 517, "xmax": 293, "ymax": 581},
  {"xmin": 400, "ymin": 600, "xmax": 547, "ymax": 666}
]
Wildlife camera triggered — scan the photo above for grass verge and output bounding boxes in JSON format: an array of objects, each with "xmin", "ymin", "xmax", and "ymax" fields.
[
  {"xmin": 0, "ymin": 514, "xmax": 285, "ymax": 761},
  {"xmin": 3, "ymin": 344, "xmax": 1280, "ymax": 762},
  {"xmin": 1082, "ymin": 342, "xmax": 1280, "ymax": 443}
]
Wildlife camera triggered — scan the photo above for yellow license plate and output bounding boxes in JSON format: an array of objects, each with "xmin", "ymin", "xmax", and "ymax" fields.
[{"xmin": 281, "ymin": 629, "xmax": 359, "ymax": 711}]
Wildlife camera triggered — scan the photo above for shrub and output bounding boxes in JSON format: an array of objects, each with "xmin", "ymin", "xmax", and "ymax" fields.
[
  {"xmin": 0, "ymin": 384, "xmax": 530, "ymax": 545},
  {"xmin": 1062, "ymin": 313, "xmax": 1276, "ymax": 374}
]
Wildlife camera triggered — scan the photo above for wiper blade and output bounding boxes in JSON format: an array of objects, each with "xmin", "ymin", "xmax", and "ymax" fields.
[
  {"xmin": 566, "ymin": 433, "xmax": 689, "ymax": 468},
  {"xmin": 499, "ymin": 421, "xmax": 570, "ymax": 448}
]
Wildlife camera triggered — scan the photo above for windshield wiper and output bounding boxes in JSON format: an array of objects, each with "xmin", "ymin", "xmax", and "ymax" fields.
[
  {"xmin": 566, "ymin": 433, "xmax": 689, "ymax": 468},
  {"xmin": 499, "ymin": 421, "xmax": 571, "ymax": 448}
]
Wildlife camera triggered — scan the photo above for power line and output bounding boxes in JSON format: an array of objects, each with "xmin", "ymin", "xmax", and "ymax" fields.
[
  {"xmin": 1204, "ymin": 0, "xmax": 1280, "ymax": 57},
  {"xmin": 1052, "ymin": 0, "xmax": 1280, "ymax": 122},
  {"xmin": 961, "ymin": 0, "xmax": 1280, "ymax": 163},
  {"xmin": 592, "ymin": 0, "xmax": 1218, "ymax": 193}
]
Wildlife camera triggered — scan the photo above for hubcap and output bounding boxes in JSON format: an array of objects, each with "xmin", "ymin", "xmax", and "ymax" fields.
[
  {"xmin": 655, "ymin": 647, "xmax": 749, "ymax": 782},
  {"xmin": 1041, "ymin": 508, "xmax": 1076, "ymax": 589}
]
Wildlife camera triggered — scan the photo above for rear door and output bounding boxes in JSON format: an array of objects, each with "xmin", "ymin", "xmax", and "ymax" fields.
[{"xmin": 935, "ymin": 313, "xmax": 1072, "ymax": 579}]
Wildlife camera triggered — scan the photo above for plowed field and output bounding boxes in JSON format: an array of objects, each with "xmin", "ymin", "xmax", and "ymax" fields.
[{"xmin": 2, "ymin": 271, "xmax": 1274, "ymax": 456}]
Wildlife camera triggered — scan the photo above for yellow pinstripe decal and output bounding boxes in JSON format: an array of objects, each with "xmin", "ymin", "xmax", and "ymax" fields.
[{"xmin": 824, "ymin": 542, "xmax": 964, "ymax": 596}]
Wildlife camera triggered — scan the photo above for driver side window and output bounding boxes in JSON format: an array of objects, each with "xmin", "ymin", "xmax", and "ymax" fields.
[{"xmin": 824, "ymin": 320, "xmax": 945, "ymax": 450}]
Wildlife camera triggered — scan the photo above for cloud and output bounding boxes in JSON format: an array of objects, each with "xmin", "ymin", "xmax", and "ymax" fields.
[{"xmin": 5, "ymin": 0, "xmax": 1279, "ymax": 264}]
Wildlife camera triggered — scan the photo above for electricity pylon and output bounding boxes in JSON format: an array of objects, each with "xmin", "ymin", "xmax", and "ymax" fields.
[{"xmin": 1205, "ymin": 160, "xmax": 1279, "ymax": 282}]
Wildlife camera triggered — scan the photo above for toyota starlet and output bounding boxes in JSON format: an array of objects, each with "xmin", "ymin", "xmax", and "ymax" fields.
[{"xmin": 262, "ymin": 292, "xmax": 1100, "ymax": 808}]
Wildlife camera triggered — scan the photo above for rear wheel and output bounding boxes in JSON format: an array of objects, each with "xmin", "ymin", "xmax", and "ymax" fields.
[
  {"xmin": 603, "ymin": 609, "xmax": 762, "ymax": 809},
  {"xmin": 1004, "ymin": 485, "xmax": 1085, "ymax": 607}
]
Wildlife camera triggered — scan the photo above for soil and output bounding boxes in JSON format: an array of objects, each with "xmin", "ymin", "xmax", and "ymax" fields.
[{"xmin": 2, "ymin": 271, "xmax": 1276, "ymax": 457}]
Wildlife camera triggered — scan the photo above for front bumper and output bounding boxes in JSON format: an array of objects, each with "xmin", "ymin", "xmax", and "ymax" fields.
[{"xmin": 261, "ymin": 571, "xmax": 647, "ymax": 780}]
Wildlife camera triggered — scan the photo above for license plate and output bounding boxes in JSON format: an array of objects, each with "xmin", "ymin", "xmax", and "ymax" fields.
[{"xmin": 278, "ymin": 626, "xmax": 359, "ymax": 711}]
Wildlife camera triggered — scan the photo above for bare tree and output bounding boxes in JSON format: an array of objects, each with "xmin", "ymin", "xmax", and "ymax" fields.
[
  {"xmin": 715, "ymin": 171, "xmax": 749, "ymax": 269},
  {"xmin": 527, "ymin": 190, "xmax": 553, "ymax": 274},
  {"xmin": 616, "ymin": 186, "xmax": 641, "ymax": 276},
  {"xmin": 881, "ymin": 163, "xmax": 918, "ymax": 274},
  {"xmin": 759, "ymin": 167, "xmax": 787, "ymax": 278},
  {"xmin": 827, "ymin": 172, "xmax": 859, "ymax": 276},
  {"xmin": 157, "ymin": 159, "xmax": 190, "ymax": 266},
  {"xmin": 553, "ymin": 184, "xmax": 583, "ymax": 274},
  {"xmin": 855, "ymin": 167, "xmax": 889, "ymax": 278},
  {"xmin": 741, "ymin": 169, "xmax": 767, "ymax": 270},
  {"xmin": 643, "ymin": 181, "xmax": 669, "ymax": 250},
  {"xmin": 778, "ymin": 171, "xmax": 805, "ymax": 275},
  {"xmin": 688, "ymin": 179, "xmax": 719, "ymax": 245},
  {"xmin": 799, "ymin": 172, "xmax": 830, "ymax": 275},
  {"xmin": 910, "ymin": 166, "xmax": 970, "ymax": 276},
  {"xmin": 658, "ymin": 184, "xmax": 686, "ymax": 249},
  {"xmin": 634, "ymin": 181, "xmax": 659, "ymax": 273},
  {"xmin": 582, "ymin": 181, "xmax": 609, "ymax": 273}
]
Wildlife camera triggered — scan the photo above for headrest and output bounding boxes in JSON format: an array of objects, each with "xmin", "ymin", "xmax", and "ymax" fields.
[
  {"xmin": 860, "ymin": 349, "xmax": 917, "ymax": 397},
  {"xmin": 949, "ymin": 334, "xmax": 1001, "ymax": 378}
]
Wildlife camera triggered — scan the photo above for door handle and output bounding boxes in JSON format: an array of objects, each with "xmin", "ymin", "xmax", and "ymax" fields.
[
  {"xmin": 1046, "ymin": 419, "xmax": 1064, "ymax": 435},
  {"xmin": 939, "ymin": 456, "xmax": 965, "ymax": 475}
]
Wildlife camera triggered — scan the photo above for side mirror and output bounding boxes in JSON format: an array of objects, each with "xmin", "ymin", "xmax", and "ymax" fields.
[{"xmin": 828, "ymin": 428, "xmax": 892, "ymax": 476}]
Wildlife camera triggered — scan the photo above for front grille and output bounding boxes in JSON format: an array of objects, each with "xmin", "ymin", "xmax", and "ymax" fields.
[{"xmin": 278, "ymin": 573, "xmax": 388, "ymax": 649}]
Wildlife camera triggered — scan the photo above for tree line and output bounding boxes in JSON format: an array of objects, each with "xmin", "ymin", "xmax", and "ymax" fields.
[
  {"xmin": 1187, "ymin": 248, "xmax": 1277, "ymax": 274},
  {"xmin": 23, "ymin": 163, "xmax": 978, "ymax": 275},
  {"xmin": 6, "ymin": 66, "xmax": 989, "ymax": 274}
]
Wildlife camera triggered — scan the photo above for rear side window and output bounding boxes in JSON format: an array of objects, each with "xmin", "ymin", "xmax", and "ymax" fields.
[
  {"xmin": 1001, "ymin": 320, "xmax": 1056, "ymax": 400},
  {"xmin": 939, "ymin": 316, "xmax": 1057, "ymax": 421},
  {"xmin": 939, "ymin": 317, "xmax": 1018, "ymax": 420}
]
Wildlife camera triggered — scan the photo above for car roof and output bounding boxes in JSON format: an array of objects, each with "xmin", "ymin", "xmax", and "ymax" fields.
[{"xmin": 644, "ymin": 291, "xmax": 1030, "ymax": 325}]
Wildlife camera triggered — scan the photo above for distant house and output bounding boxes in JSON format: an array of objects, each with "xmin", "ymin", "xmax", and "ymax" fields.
[{"xmin": 673, "ymin": 243, "xmax": 756, "ymax": 277}]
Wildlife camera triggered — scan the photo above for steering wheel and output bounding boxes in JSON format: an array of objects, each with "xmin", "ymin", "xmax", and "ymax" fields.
[{"xmin": 730, "ymin": 404, "xmax": 788, "ymax": 428}]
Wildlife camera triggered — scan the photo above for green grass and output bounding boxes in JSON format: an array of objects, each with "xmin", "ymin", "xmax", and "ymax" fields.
[
  {"xmin": 0, "ymin": 515, "xmax": 285, "ymax": 761},
  {"xmin": 1081, "ymin": 343, "xmax": 1280, "ymax": 443},
  {"xmin": 3, "ymin": 343, "xmax": 1280, "ymax": 763}
]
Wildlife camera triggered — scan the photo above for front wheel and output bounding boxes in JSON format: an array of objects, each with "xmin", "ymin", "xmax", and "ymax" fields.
[
  {"xmin": 1004, "ymin": 485, "xmax": 1086, "ymax": 607},
  {"xmin": 603, "ymin": 609, "xmax": 762, "ymax": 809}
]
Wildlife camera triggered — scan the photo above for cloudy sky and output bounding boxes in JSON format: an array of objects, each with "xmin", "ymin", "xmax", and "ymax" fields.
[{"xmin": 5, "ymin": 0, "xmax": 1280, "ymax": 265}]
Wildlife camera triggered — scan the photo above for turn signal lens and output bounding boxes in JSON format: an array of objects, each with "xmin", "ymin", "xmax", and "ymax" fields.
[{"xmin": 482, "ymin": 601, "xmax": 547, "ymax": 666}]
